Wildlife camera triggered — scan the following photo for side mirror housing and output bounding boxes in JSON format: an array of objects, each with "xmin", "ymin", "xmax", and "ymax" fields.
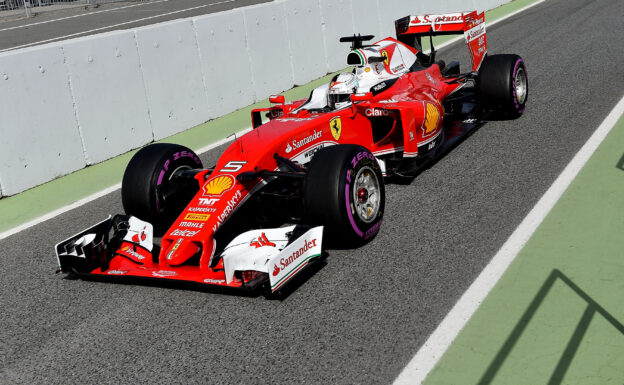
[
  {"xmin": 269, "ymin": 95, "xmax": 285, "ymax": 104},
  {"xmin": 351, "ymin": 92, "xmax": 373, "ymax": 102}
]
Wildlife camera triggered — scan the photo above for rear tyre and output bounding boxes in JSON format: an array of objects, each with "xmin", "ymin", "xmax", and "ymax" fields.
[
  {"xmin": 122, "ymin": 143, "xmax": 203, "ymax": 235},
  {"xmin": 476, "ymin": 54, "xmax": 528, "ymax": 119},
  {"xmin": 303, "ymin": 145, "xmax": 385, "ymax": 247}
]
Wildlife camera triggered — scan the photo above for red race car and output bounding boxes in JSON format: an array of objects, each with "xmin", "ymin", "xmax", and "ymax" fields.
[{"xmin": 55, "ymin": 11, "xmax": 528, "ymax": 294}]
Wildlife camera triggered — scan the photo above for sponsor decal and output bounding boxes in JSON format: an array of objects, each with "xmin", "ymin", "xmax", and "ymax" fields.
[
  {"xmin": 188, "ymin": 207, "xmax": 216, "ymax": 213},
  {"xmin": 272, "ymin": 265, "xmax": 280, "ymax": 277},
  {"xmin": 120, "ymin": 245, "xmax": 146, "ymax": 260},
  {"xmin": 179, "ymin": 221, "xmax": 204, "ymax": 229},
  {"xmin": 152, "ymin": 270, "xmax": 177, "ymax": 277},
  {"xmin": 304, "ymin": 144, "xmax": 326, "ymax": 159},
  {"xmin": 378, "ymin": 99, "xmax": 399, "ymax": 104},
  {"xmin": 198, "ymin": 197, "xmax": 219, "ymax": 206},
  {"xmin": 276, "ymin": 117, "xmax": 318, "ymax": 122},
  {"xmin": 330, "ymin": 117, "xmax": 342, "ymax": 140},
  {"xmin": 212, "ymin": 190, "xmax": 243, "ymax": 232},
  {"xmin": 270, "ymin": 109, "xmax": 283, "ymax": 118},
  {"xmin": 285, "ymin": 130, "xmax": 323, "ymax": 154},
  {"xmin": 166, "ymin": 239, "xmax": 183, "ymax": 261},
  {"xmin": 203, "ymin": 278, "xmax": 226, "ymax": 284},
  {"xmin": 381, "ymin": 50, "xmax": 389, "ymax": 65},
  {"xmin": 410, "ymin": 13, "xmax": 463, "ymax": 26},
  {"xmin": 107, "ymin": 270, "xmax": 128, "ymax": 275},
  {"xmin": 372, "ymin": 82, "xmax": 387, "ymax": 92},
  {"xmin": 184, "ymin": 213, "xmax": 210, "ymax": 221},
  {"xmin": 365, "ymin": 108, "xmax": 390, "ymax": 117},
  {"xmin": 465, "ymin": 23, "xmax": 486, "ymax": 42},
  {"xmin": 422, "ymin": 102, "xmax": 440, "ymax": 136},
  {"xmin": 351, "ymin": 151, "xmax": 375, "ymax": 167},
  {"xmin": 364, "ymin": 220, "xmax": 382, "ymax": 239},
  {"xmin": 276, "ymin": 239, "xmax": 318, "ymax": 271},
  {"xmin": 391, "ymin": 64, "xmax": 405, "ymax": 73},
  {"xmin": 203, "ymin": 175, "xmax": 235, "ymax": 196},
  {"xmin": 409, "ymin": 131, "xmax": 415, "ymax": 141},
  {"xmin": 170, "ymin": 229, "xmax": 200, "ymax": 237},
  {"xmin": 250, "ymin": 233, "xmax": 276, "ymax": 248},
  {"xmin": 131, "ymin": 226, "xmax": 147, "ymax": 243}
]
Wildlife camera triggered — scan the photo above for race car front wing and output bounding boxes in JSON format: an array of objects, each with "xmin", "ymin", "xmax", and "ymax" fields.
[{"xmin": 55, "ymin": 215, "xmax": 323, "ymax": 293}]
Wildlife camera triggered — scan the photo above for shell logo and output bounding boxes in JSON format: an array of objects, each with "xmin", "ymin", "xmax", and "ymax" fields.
[
  {"xmin": 422, "ymin": 102, "xmax": 440, "ymax": 136},
  {"xmin": 203, "ymin": 175, "xmax": 235, "ymax": 196}
]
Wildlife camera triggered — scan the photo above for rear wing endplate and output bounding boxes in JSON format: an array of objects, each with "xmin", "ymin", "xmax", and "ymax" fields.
[{"xmin": 395, "ymin": 11, "xmax": 487, "ymax": 71}]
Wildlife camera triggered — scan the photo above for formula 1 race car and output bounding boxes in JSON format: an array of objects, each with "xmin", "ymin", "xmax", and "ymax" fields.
[{"xmin": 55, "ymin": 11, "xmax": 528, "ymax": 294}]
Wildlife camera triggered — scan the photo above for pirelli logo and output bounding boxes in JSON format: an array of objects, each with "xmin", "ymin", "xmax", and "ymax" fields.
[{"xmin": 184, "ymin": 213, "xmax": 210, "ymax": 221}]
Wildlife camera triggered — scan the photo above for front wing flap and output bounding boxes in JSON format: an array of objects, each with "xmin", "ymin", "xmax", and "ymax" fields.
[{"xmin": 55, "ymin": 216, "xmax": 323, "ymax": 293}]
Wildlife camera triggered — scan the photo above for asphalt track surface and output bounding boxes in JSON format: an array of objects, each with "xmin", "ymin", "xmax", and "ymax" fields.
[
  {"xmin": 0, "ymin": 0, "xmax": 270, "ymax": 51},
  {"xmin": 1, "ymin": 0, "xmax": 623, "ymax": 383}
]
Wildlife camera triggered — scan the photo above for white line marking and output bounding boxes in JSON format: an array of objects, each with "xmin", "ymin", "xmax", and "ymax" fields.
[
  {"xmin": 0, "ymin": 0, "xmax": 237, "ymax": 53},
  {"xmin": 0, "ymin": 126, "xmax": 252, "ymax": 241},
  {"xmin": 0, "ymin": 0, "xmax": 170, "ymax": 33},
  {"xmin": 392, "ymin": 95, "xmax": 624, "ymax": 384}
]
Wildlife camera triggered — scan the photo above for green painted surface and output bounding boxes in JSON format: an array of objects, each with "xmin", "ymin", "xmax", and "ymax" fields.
[
  {"xmin": 423, "ymin": 114, "xmax": 624, "ymax": 385},
  {"xmin": 0, "ymin": 0, "xmax": 542, "ymax": 233}
]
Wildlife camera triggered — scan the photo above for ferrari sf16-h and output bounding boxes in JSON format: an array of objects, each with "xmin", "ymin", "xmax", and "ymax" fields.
[{"xmin": 55, "ymin": 11, "xmax": 528, "ymax": 294}]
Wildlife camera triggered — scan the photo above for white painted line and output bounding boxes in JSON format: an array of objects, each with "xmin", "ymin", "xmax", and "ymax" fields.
[
  {"xmin": 393, "ymin": 95, "xmax": 624, "ymax": 385},
  {"xmin": 0, "ymin": 0, "xmax": 170, "ymax": 33},
  {"xmin": 0, "ymin": 0, "xmax": 237, "ymax": 53},
  {"xmin": 0, "ymin": 126, "xmax": 252, "ymax": 241}
]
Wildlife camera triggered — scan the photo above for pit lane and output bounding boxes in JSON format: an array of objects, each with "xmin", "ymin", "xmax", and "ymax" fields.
[{"xmin": 1, "ymin": 0, "xmax": 623, "ymax": 383}]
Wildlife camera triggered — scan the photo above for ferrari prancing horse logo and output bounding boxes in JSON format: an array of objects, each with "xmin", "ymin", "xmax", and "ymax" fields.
[
  {"xmin": 330, "ymin": 117, "xmax": 342, "ymax": 140},
  {"xmin": 381, "ymin": 50, "xmax": 389, "ymax": 66}
]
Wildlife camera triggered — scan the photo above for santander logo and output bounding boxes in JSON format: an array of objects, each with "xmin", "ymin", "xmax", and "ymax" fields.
[{"xmin": 272, "ymin": 265, "xmax": 280, "ymax": 276}]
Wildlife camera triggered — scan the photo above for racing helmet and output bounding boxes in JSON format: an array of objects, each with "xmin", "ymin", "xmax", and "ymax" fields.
[{"xmin": 328, "ymin": 72, "xmax": 357, "ymax": 110}]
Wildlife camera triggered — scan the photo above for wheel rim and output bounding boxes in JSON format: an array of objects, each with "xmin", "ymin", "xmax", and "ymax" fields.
[
  {"xmin": 352, "ymin": 166, "xmax": 380, "ymax": 223},
  {"xmin": 514, "ymin": 66, "xmax": 527, "ymax": 105}
]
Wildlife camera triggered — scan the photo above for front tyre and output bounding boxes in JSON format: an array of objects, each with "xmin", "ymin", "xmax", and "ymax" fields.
[
  {"xmin": 477, "ymin": 54, "xmax": 528, "ymax": 119},
  {"xmin": 122, "ymin": 143, "xmax": 203, "ymax": 235},
  {"xmin": 303, "ymin": 145, "xmax": 385, "ymax": 247}
]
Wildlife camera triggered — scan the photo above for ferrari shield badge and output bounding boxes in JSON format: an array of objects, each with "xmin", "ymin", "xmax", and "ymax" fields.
[{"xmin": 330, "ymin": 117, "xmax": 342, "ymax": 140}]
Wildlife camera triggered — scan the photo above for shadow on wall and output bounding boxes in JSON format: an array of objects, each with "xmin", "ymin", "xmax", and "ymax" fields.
[{"xmin": 477, "ymin": 269, "xmax": 624, "ymax": 385}]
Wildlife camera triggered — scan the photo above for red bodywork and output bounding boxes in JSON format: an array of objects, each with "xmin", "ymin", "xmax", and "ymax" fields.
[{"xmin": 61, "ymin": 11, "xmax": 488, "ymax": 291}]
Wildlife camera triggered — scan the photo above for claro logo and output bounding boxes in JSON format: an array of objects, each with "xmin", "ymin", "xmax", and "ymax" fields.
[
  {"xmin": 273, "ymin": 238, "xmax": 318, "ymax": 276},
  {"xmin": 365, "ymin": 108, "xmax": 390, "ymax": 117}
]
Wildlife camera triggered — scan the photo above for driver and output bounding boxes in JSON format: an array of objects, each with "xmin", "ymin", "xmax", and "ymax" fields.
[{"xmin": 328, "ymin": 72, "xmax": 357, "ymax": 110}]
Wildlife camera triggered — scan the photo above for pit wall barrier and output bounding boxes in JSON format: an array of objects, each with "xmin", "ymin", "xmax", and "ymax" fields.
[{"xmin": 0, "ymin": 0, "xmax": 510, "ymax": 197}]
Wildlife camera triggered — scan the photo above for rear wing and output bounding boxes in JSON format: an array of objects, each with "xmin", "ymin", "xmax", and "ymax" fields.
[{"xmin": 395, "ymin": 11, "xmax": 487, "ymax": 71}]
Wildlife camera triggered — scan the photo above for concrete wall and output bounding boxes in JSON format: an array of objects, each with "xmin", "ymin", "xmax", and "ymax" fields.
[{"xmin": 0, "ymin": 0, "xmax": 512, "ymax": 197}]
